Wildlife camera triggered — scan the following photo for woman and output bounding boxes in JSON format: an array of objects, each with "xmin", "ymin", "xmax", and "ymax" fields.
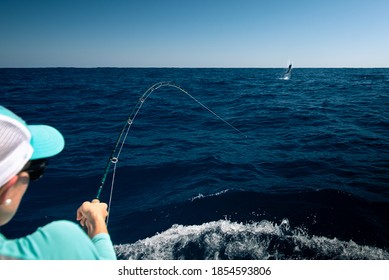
[{"xmin": 0, "ymin": 105, "xmax": 116, "ymax": 259}]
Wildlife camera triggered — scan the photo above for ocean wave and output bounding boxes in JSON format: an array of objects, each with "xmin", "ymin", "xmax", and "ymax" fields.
[{"xmin": 114, "ymin": 219, "xmax": 389, "ymax": 260}]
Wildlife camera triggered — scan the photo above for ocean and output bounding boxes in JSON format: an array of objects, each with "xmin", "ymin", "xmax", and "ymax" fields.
[{"xmin": 1, "ymin": 68, "xmax": 388, "ymax": 259}]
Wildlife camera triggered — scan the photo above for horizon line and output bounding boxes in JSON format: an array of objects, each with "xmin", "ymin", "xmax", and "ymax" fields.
[{"xmin": 1, "ymin": 66, "xmax": 388, "ymax": 69}]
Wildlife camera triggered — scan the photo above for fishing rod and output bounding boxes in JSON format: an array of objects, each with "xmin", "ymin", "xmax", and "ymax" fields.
[{"xmin": 95, "ymin": 82, "xmax": 247, "ymax": 223}]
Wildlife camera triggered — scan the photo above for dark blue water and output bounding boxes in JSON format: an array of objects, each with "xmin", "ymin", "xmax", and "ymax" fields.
[{"xmin": 1, "ymin": 68, "xmax": 389, "ymax": 259}]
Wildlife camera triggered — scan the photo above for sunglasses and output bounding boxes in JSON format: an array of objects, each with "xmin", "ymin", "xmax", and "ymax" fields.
[{"xmin": 22, "ymin": 159, "xmax": 48, "ymax": 181}]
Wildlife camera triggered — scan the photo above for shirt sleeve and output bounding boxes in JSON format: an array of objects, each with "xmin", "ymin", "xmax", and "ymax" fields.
[
  {"xmin": 0, "ymin": 220, "xmax": 117, "ymax": 260},
  {"xmin": 91, "ymin": 233, "xmax": 117, "ymax": 260}
]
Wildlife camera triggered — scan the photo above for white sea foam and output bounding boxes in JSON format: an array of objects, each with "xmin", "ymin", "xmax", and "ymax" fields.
[
  {"xmin": 190, "ymin": 189, "xmax": 230, "ymax": 202},
  {"xmin": 114, "ymin": 219, "xmax": 389, "ymax": 260}
]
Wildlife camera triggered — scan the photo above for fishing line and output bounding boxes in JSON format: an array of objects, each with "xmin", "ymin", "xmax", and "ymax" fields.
[{"xmin": 96, "ymin": 82, "xmax": 247, "ymax": 224}]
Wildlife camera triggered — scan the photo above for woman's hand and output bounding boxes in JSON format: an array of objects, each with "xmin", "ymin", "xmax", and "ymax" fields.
[{"xmin": 76, "ymin": 199, "xmax": 109, "ymax": 238}]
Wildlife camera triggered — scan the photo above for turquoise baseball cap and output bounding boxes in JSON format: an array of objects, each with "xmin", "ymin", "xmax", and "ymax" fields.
[{"xmin": 0, "ymin": 106, "xmax": 65, "ymax": 186}]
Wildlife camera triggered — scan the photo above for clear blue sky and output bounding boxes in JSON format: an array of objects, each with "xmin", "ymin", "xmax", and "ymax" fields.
[{"xmin": 1, "ymin": 0, "xmax": 388, "ymax": 67}]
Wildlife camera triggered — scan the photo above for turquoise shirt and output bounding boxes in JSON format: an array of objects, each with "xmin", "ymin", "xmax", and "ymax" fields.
[{"xmin": 0, "ymin": 220, "xmax": 116, "ymax": 260}]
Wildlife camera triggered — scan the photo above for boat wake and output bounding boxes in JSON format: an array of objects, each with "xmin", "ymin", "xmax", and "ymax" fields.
[{"xmin": 114, "ymin": 219, "xmax": 389, "ymax": 260}]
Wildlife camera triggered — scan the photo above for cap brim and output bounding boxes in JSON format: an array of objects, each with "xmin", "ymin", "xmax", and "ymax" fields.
[{"xmin": 28, "ymin": 125, "xmax": 65, "ymax": 160}]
